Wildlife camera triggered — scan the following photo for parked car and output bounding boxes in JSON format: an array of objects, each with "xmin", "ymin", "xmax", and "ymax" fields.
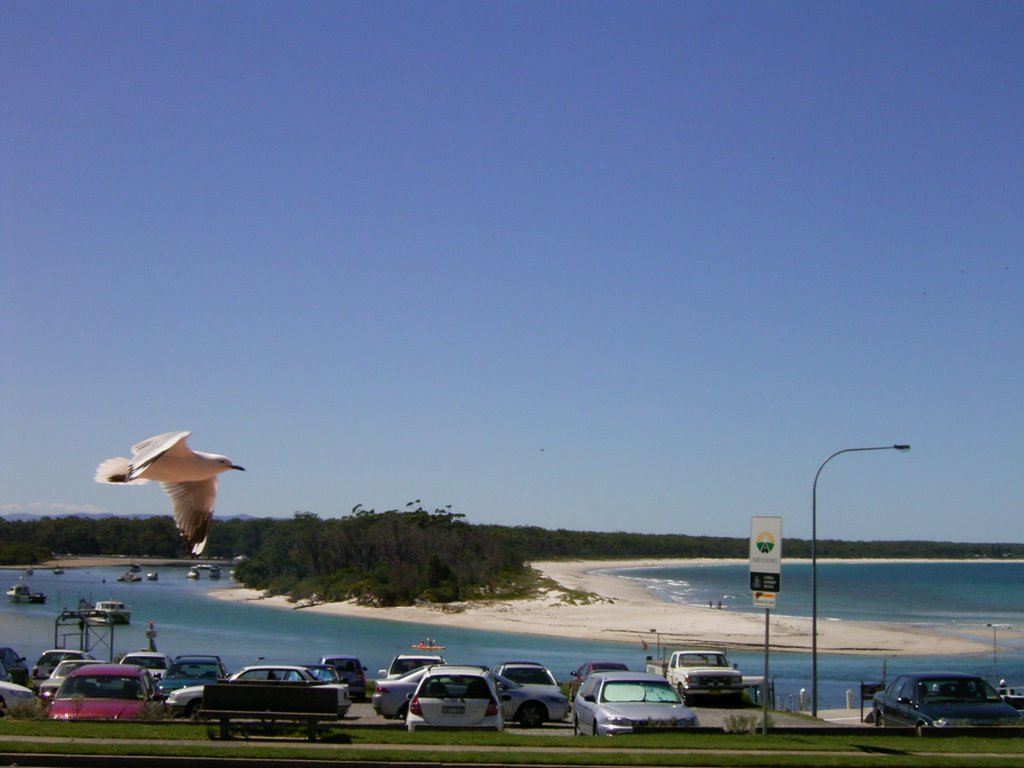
[
  {"xmin": 492, "ymin": 661, "xmax": 560, "ymax": 688},
  {"xmin": 372, "ymin": 667, "xmax": 428, "ymax": 719},
  {"xmin": 406, "ymin": 665, "xmax": 503, "ymax": 732},
  {"xmin": 156, "ymin": 655, "xmax": 228, "ymax": 695},
  {"xmin": 49, "ymin": 664, "xmax": 162, "ymax": 720},
  {"xmin": 37, "ymin": 659, "xmax": 104, "ymax": 701},
  {"xmin": 0, "ymin": 648, "xmax": 29, "ymax": 686},
  {"xmin": 572, "ymin": 671, "xmax": 700, "ymax": 736},
  {"xmin": 320, "ymin": 655, "xmax": 368, "ymax": 700},
  {"xmin": 164, "ymin": 664, "xmax": 350, "ymax": 719},
  {"xmin": 120, "ymin": 652, "xmax": 172, "ymax": 680},
  {"xmin": 378, "ymin": 653, "xmax": 445, "ymax": 679},
  {"xmin": 872, "ymin": 672, "xmax": 1021, "ymax": 728},
  {"xmin": 32, "ymin": 649, "xmax": 95, "ymax": 681},
  {"xmin": 0, "ymin": 678, "xmax": 36, "ymax": 715},
  {"xmin": 568, "ymin": 661, "xmax": 628, "ymax": 700},
  {"xmin": 493, "ymin": 672, "xmax": 570, "ymax": 727}
]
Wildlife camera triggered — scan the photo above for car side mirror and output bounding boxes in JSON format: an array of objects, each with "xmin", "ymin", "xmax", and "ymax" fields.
[
  {"xmin": 583, "ymin": 694, "xmax": 596, "ymax": 703},
  {"xmin": 896, "ymin": 696, "xmax": 913, "ymax": 705}
]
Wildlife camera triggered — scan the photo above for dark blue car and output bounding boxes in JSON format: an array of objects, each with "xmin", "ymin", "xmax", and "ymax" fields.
[{"xmin": 873, "ymin": 672, "xmax": 1021, "ymax": 728}]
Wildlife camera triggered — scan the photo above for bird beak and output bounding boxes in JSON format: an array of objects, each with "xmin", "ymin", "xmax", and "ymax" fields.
[{"xmin": 231, "ymin": 465, "xmax": 246, "ymax": 471}]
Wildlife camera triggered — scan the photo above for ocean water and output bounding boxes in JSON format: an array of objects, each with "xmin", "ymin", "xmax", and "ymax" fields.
[{"xmin": 2, "ymin": 561, "xmax": 1021, "ymax": 711}]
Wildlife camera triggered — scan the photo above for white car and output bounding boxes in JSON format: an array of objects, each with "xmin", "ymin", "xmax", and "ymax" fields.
[
  {"xmin": 120, "ymin": 652, "xmax": 172, "ymax": 680},
  {"xmin": 36, "ymin": 659, "xmax": 104, "ymax": 701},
  {"xmin": 31, "ymin": 649, "xmax": 95, "ymax": 681},
  {"xmin": 493, "ymin": 672, "xmax": 570, "ymax": 726},
  {"xmin": 0, "ymin": 679, "xmax": 36, "ymax": 714},
  {"xmin": 164, "ymin": 664, "xmax": 350, "ymax": 719},
  {"xmin": 406, "ymin": 665, "xmax": 503, "ymax": 732},
  {"xmin": 378, "ymin": 653, "xmax": 445, "ymax": 679}
]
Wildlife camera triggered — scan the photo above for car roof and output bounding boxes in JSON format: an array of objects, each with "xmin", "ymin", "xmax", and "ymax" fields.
[
  {"xmin": 590, "ymin": 671, "xmax": 670, "ymax": 683},
  {"xmin": 68, "ymin": 664, "xmax": 147, "ymax": 677},
  {"xmin": 423, "ymin": 665, "xmax": 491, "ymax": 676},
  {"xmin": 237, "ymin": 664, "xmax": 309, "ymax": 672},
  {"xmin": 322, "ymin": 655, "xmax": 361, "ymax": 661},
  {"xmin": 123, "ymin": 651, "xmax": 168, "ymax": 658},
  {"xmin": 497, "ymin": 661, "xmax": 546, "ymax": 667},
  {"xmin": 903, "ymin": 672, "xmax": 985, "ymax": 681},
  {"xmin": 174, "ymin": 654, "xmax": 222, "ymax": 661}
]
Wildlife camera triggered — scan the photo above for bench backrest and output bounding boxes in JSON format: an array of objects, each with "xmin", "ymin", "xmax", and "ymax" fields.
[{"xmin": 201, "ymin": 683, "xmax": 336, "ymax": 715}]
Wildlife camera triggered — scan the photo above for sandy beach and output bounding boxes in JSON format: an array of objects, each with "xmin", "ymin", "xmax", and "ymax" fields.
[{"xmin": 203, "ymin": 558, "xmax": 994, "ymax": 656}]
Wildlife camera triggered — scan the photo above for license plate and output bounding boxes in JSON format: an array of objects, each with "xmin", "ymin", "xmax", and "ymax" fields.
[{"xmin": 442, "ymin": 706, "xmax": 465, "ymax": 714}]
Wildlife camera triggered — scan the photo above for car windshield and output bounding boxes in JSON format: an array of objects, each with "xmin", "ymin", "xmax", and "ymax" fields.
[
  {"xmin": 422, "ymin": 674, "xmax": 492, "ymax": 699},
  {"xmin": 918, "ymin": 678, "xmax": 1001, "ymax": 702},
  {"xmin": 601, "ymin": 681, "xmax": 681, "ymax": 704},
  {"xmin": 126, "ymin": 657, "xmax": 165, "ymax": 670},
  {"xmin": 680, "ymin": 654, "xmax": 726, "ymax": 667},
  {"xmin": 503, "ymin": 667, "xmax": 556, "ymax": 686},
  {"xmin": 60, "ymin": 674, "xmax": 144, "ymax": 699},
  {"xmin": 167, "ymin": 662, "xmax": 221, "ymax": 679}
]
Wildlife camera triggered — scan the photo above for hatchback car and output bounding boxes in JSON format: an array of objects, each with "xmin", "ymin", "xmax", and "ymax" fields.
[
  {"xmin": 320, "ymin": 655, "xmax": 368, "ymax": 700},
  {"xmin": 872, "ymin": 672, "xmax": 1021, "ymax": 728},
  {"xmin": 32, "ymin": 649, "xmax": 95, "ymax": 681},
  {"xmin": 572, "ymin": 671, "xmax": 700, "ymax": 736},
  {"xmin": 37, "ymin": 659, "xmax": 104, "ymax": 701},
  {"xmin": 406, "ymin": 665, "xmax": 504, "ymax": 731},
  {"xmin": 49, "ymin": 664, "xmax": 162, "ymax": 720}
]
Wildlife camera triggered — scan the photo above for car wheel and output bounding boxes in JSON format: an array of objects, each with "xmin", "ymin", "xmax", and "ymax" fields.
[
  {"xmin": 0, "ymin": 695, "xmax": 6, "ymax": 717},
  {"xmin": 517, "ymin": 702, "xmax": 546, "ymax": 728},
  {"xmin": 573, "ymin": 715, "xmax": 583, "ymax": 736},
  {"xmin": 592, "ymin": 720, "xmax": 599, "ymax": 737},
  {"xmin": 184, "ymin": 699, "xmax": 201, "ymax": 720},
  {"xmin": 873, "ymin": 709, "xmax": 884, "ymax": 727},
  {"xmin": 396, "ymin": 702, "xmax": 408, "ymax": 720}
]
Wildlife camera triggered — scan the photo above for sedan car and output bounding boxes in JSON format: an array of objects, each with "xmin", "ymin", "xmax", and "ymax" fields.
[
  {"xmin": 0, "ymin": 679, "xmax": 36, "ymax": 715},
  {"xmin": 37, "ymin": 659, "xmax": 104, "ymax": 701},
  {"xmin": 873, "ymin": 672, "xmax": 1021, "ymax": 728},
  {"xmin": 164, "ymin": 664, "xmax": 350, "ymax": 718},
  {"xmin": 156, "ymin": 655, "xmax": 228, "ymax": 695},
  {"xmin": 572, "ymin": 671, "xmax": 700, "ymax": 736},
  {"xmin": 372, "ymin": 666, "xmax": 428, "ymax": 719},
  {"xmin": 120, "ymin": 652, "xmax": 172, "ymax": 680},
  {"xmin": 493, "ymin": 672, "xmax": 570, "ymax": 726},
  {"xmin": 493, "ymin": 661, "xmax": 559, "ymax": 688},
  {"xmin": 406, "ymin": 665, "xmax": 503, "ymax": 731},
  {"xmin": 32, "ymin": 649, "xmax": 95, "ymax": 681},
  {"xmin": 49, "ymin": 664, "xmax": 162, "ymax": 720}
]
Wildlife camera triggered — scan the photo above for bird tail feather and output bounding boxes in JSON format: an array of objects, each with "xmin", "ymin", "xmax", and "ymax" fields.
[{"xmin": 95, "ymin": 457, "xmax": 150, "ymax": 485}]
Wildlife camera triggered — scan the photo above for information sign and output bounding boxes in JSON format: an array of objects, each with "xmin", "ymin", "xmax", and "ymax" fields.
[{"xmin": 749, "ymin": 516, "xmax": 782, "ymax": 593}]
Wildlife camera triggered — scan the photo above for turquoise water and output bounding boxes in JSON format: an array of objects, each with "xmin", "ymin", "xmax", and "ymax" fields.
[{"xmin": 2, "ymin": 561, "xmax": 1021, "ymax": 711}]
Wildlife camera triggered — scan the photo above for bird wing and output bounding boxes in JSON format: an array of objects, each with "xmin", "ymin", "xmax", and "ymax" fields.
[
  {"xmin": 128, "ymin": 432, "xmax": 192, "ymax": 480},
  {"xmin": 161, "ymin": 478, "xmax": 217, "ymax": 556}
]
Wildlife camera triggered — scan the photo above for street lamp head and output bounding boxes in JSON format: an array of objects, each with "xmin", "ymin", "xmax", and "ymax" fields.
[{"xmin": 893, "ymin": 444, "xmax": 911, "ymax": 452}]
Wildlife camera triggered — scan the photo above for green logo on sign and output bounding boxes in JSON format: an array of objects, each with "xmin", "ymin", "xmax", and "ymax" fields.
[{"xmin": 756, "ymin": 532, "xmax": 775, "ymax": 554}]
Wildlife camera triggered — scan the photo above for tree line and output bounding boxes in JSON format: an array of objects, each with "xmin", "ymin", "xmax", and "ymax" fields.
[{"xmin": 2, "ymin": 507, "xmax": 1020, "ymax": 606}]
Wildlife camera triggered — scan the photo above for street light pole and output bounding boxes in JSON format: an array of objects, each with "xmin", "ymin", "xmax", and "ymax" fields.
[{"xmin": 811, "ymin": 444, "xmax": 910, "ymax": 717}]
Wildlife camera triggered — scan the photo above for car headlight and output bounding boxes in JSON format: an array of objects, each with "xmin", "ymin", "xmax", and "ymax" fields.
[{"xmin": 604, "ymin": 716, "xmax": 632, "ymax": 727}]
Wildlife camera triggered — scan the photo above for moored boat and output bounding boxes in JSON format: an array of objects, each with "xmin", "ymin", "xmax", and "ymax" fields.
[
  {"xmin": 146, "ymin": 571, "xmax": 159, "ymax": 581},
  {"xmin": 90, "ymin": 599, "xmax": 132, "ymax": 624},
  {"xmin": 6, "ymin": 580, "xmax": 46, "ymax": 604},
  {"xmin": 117, "ymin": 570, "xmax": 142, "ymax": 583}
]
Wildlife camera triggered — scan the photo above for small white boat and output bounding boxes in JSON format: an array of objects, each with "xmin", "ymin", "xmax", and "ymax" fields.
[
  {"xmin": 186, "ymin": 567, "xmax": 200, "ymax": 579},
  {"xmin": 6, "ymin": 580, "xmax": 46, "ymax": 604},
  {"xmin": 146, "ymin": 571, "xmax": 159, "ymax": 581},
  {"xmin": 117, "ymin": 570, "xmax": 142, "ymax": 583},
  {"xmin": 90, "ymin": 599, "xmax": 132, "ymax": 624}
]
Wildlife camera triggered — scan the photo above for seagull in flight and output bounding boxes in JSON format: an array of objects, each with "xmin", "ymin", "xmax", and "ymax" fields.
[{"xmin": 95, "ymin": 431, "xmax": 244, "ymax": 556}]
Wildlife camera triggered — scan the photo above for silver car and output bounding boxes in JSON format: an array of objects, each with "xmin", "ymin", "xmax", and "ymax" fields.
[
  {"xmin": 572, "ymin": 671, "xmax": 699, "ymax": 736},
  {"xmin": 492, "ymin": 661, "xmax": 559, "ymax": 688},
  {"xmin": 493, "ymin": 672, "xmax": 570, "ymax": 727},
  {"xmin": 36, "ymin": 659, "xmax": 104, "ymax": 701},
  {"xmin": 372, "ymin": 666, "xmax": 428, "ymax": 719}
]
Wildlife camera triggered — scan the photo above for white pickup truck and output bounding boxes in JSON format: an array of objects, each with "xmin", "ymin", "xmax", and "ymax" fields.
[{"xmin": 645, "ymin": 649, "xmax": 745, "ymax": 704}]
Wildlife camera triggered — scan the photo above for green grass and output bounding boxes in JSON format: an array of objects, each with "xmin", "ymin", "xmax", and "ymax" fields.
[{"xmin": 2, "ymin": 719, "xmax": 1023, "ymax": 765}]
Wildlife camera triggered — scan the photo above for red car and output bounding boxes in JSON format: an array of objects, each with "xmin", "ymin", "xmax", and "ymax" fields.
[{"xmin": 49, "ymin": 664, "xmax": 161, "ymax": 720}]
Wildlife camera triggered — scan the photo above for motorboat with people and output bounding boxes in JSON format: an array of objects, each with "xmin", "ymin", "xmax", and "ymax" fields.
[{"xmin": 410, "ymin": 639, "xmax": 446, "ymax": 651}]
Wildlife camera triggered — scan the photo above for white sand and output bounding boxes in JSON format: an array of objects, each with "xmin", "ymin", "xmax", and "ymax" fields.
[{"xmin": 208, "ymin": 558, "xmax": 997, "ymax": 656}]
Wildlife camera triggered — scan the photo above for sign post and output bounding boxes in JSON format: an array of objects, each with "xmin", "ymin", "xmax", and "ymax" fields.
[{"xmin": 750, "ymin": 516, "xmax": 782, "ymax": 735}]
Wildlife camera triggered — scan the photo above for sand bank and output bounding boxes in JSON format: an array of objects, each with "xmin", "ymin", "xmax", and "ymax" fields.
[{"xmin": 209, "ymin": 558, "xmax": 993, "ymax": 656}]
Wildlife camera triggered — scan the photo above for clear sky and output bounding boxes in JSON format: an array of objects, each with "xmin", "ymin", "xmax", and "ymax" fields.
[{"xmin": 2, "ymin": 1, "xmax": 1021, "ymax": 544}]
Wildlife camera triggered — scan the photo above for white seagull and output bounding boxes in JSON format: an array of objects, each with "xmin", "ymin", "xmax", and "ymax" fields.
[{"xmin": 95, "ymin": 431, "xmax": 244, "ymax": 556}]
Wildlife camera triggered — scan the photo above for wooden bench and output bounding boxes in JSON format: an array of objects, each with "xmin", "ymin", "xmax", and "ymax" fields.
[{"xmin": 198, "ymin": 682, "xmax": 339, "ymax": 741}]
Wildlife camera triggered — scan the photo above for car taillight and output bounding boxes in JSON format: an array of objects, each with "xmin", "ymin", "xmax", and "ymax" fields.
[
  {"xmin": 375, "ymin": 684, "xmax": 388, "ymax": 694},
  {"xmin": 485, "ymin": 698, "xmax": 498, "ymax": 717},
  {"xmin": 410, "ymin": 697, "xmax": 422, "ymax": 716}
]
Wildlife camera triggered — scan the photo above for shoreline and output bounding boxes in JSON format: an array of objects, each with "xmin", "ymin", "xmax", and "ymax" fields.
[{"xmin": 203, "ymin": 557, "xmax": 998, "ymax": 657}]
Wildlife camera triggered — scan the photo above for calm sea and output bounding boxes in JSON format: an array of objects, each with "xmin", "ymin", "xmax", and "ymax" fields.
[{"xmin": 2, "ymin": 561, "xmax": 1021, "ymax": 711}]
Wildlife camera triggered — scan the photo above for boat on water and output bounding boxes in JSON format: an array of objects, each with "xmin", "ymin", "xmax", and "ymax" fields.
[
  {"xmin": 87, "ymin": 599, "xmax": 132, "ymax": 624},
  {"xmin": 6, "ymin": 580, "xmax": 46, "ymax": 604},
  {"xmin": 117, "ymin": 570, "xmax": 142, "ymax": 583},
  {"xmin": 410, "ymin": 639, "xmax": 445, "ymax": 651},
  {"xmin": 186, "ymin": 567, "xmax": 200, "ymax": 579},
  {"xmin": 146, "ymin": 571, "xmax": 159, "ymax": 581},
  {"xmin": 52, "ymin": 566, "xmax": 65, "ymax": 575}
]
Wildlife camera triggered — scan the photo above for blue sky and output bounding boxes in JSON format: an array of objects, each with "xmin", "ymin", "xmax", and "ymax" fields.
[{"xmin": 2, "ymin": 1, "xmax": 1020, "ymax": 544}]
